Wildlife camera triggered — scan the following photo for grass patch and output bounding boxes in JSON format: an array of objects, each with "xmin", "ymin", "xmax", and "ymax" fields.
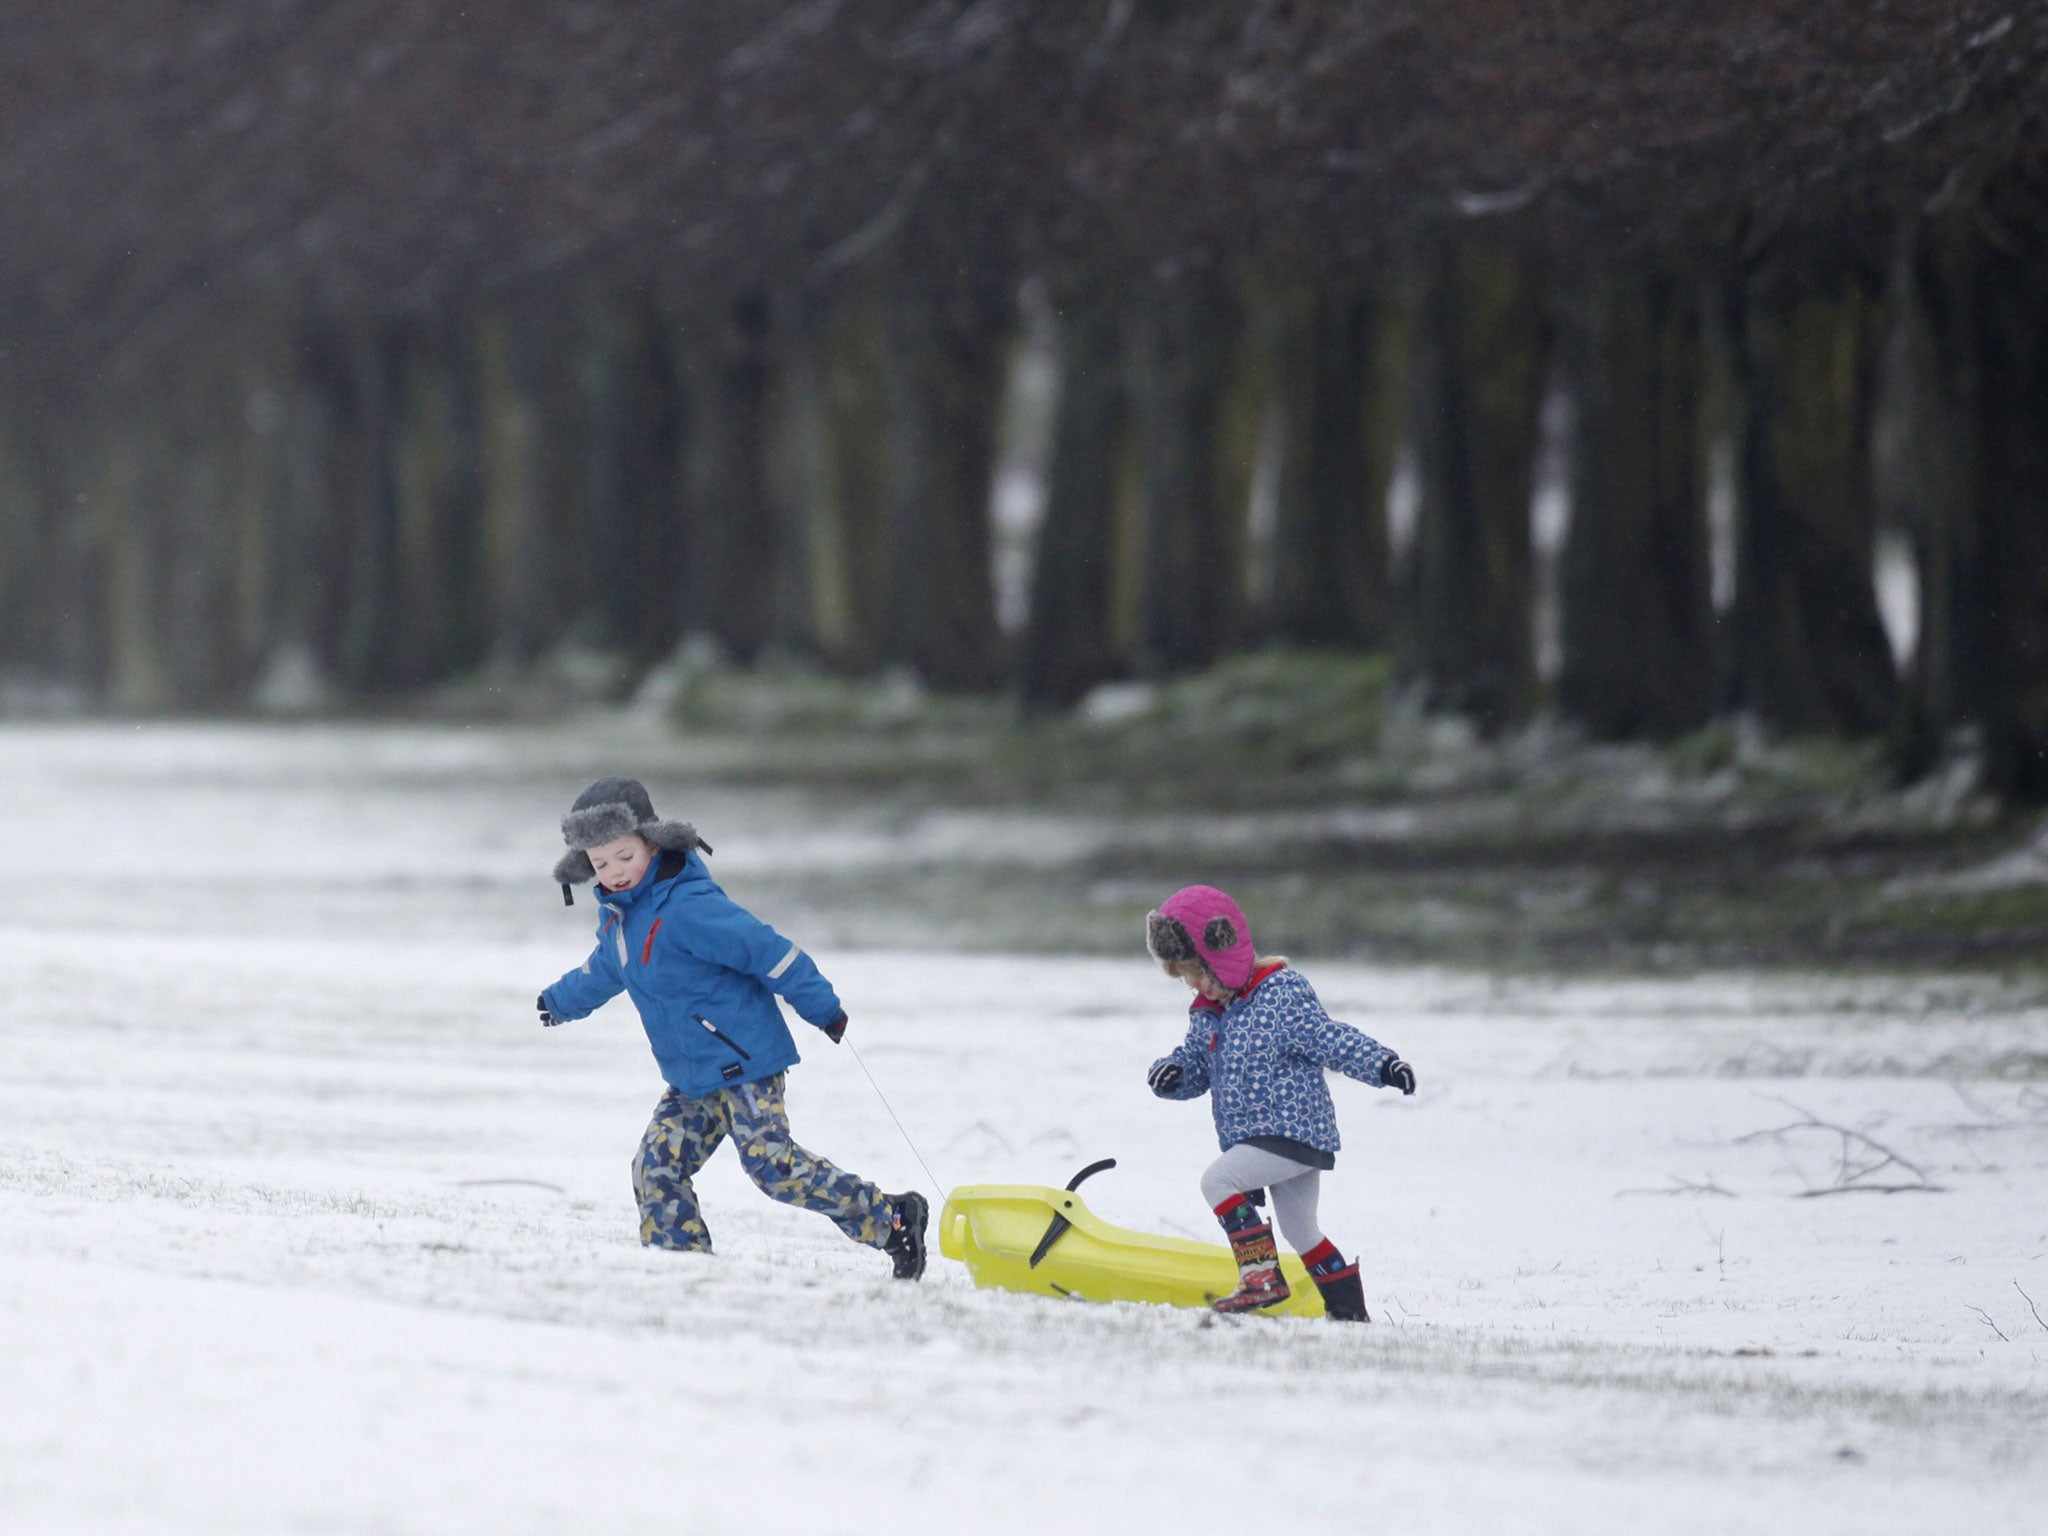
[{"xmin": 643, "ymin": 647, "xmax": 2048, "ymax": 971}]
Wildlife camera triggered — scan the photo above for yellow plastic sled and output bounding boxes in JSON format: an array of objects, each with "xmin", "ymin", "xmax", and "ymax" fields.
[{"xmin": 937, "ymin": 1159, "xmax": 1325, "ymax": 1318}]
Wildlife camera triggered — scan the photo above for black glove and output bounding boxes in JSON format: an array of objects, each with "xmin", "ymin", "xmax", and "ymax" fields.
[
  {"xmin": 537, "ymin": 994, "xmax": 561, "ymax": 1028},
  {"xmin": 1148, "ymin": 1060, "xmax": 1183, "ymax": 1096},
  {"xmin": 823, "ymin": 1011, "xmax": 848, "ymax": 1044},
  {"xmin": 1383, "ymin": 1057, "xmax": 1415, "ymax": 1095}
]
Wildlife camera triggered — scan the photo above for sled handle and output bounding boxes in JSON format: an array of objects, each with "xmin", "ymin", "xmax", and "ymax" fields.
[
  {"xmin": 1028, "ymin": 1159, "xmax": 1118, "ymax": 1269},
  {"xmin": 1065, "ymin": 1157, "xmax": 1117, "ymax": 1191}
]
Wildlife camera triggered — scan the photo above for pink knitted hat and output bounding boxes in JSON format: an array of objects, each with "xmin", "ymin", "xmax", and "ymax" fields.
[{"xmin": 1145, "ymin": 885, "xmax": 1257, "ymax": 992}]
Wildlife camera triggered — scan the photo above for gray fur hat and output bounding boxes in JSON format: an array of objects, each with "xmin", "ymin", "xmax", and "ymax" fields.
[{"xmin": 552, "ymin": 776, "xmax": 711, "ymax": 902}]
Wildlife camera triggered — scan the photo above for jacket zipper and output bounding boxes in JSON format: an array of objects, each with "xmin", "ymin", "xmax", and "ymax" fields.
[{"xmin": 695, "ymin": 1015, "xmax": 751, "ymax": 1060}]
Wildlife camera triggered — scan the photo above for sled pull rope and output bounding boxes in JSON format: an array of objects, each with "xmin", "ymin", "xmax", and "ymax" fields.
[{"xmin": 846, "ymin": 1039, "xmax": 945, "ymax": 1196}]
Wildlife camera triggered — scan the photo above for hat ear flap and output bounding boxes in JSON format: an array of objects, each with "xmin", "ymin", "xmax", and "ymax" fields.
[
  {"xmin": 1146, "ymin": 910, "xmax": 1198, "ymax": 965},
  {"xmin": 644, "ymin": 819, "xmax": 711, "ymax": 857},
  {"xmin": 1203, "ymin": 917, "xmax": 1238, "ymax": 952},
  {"xmin": 552, "ymin": 848, "xmax": 596, "ymax": 887}
]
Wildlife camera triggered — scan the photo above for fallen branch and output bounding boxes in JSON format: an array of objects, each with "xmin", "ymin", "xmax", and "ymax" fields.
[
  {"xmin": 1737, "ymin": 1095, "xmax": 1944, "ymax": 1196},
  {"xmin": 1794, "ymin": 1183, "xmax": 1946, "ymax": 1198},
  {"xmin": 1617, "ymin": 1174, "xmax": 1737, "ymax": 1198},
  {"xmin": 1929, "ymin": 1082, "xmax": 2048, "ymax": 1137},
  {"xmin": 1968, "ymin": 1304, "xmax": 2009, "ymax": 1343},
  {"xmin": 1948, "ymin": 1081, "xmax": 2000, "ymax": 1122},
  {"xmin": 2018, "ymin": 1281, "xmax": 2048, "ymax": 1334}
]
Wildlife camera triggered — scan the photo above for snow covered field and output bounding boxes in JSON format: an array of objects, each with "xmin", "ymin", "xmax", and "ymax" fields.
[{"xmin": 3, "ymin": 722, "xmax": 2046, "ymax": 1535}]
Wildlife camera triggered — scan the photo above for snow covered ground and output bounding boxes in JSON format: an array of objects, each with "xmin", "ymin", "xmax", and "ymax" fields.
[{"xmin": 3, "ymin": 721, "xmax": 2045, "ymax": 1534}]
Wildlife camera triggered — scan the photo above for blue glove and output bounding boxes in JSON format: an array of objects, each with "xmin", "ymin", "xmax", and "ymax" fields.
[
  {"xmin": 1383, "ymin": 1058, "xmax": 1415, "ymax": 1095},
  {"xmin": 537, "ymin": 994, "xmax": 561, "ymax": 1028},
  {"xmin": 1148, "ymin": 1060, "xmax": 1183, "ymax": 1096},
  {"xmin": 823, "ymin": 1011, "xmax": 848, "ymax": 1044}
]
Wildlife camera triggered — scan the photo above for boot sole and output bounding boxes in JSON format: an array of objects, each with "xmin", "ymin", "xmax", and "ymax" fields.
[{"xmin": 1210, "ymin": 1290, "xmax": 1292, "ymax": 1314}]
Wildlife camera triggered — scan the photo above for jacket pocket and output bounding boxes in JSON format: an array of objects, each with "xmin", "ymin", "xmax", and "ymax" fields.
[
  {"xmin": 694, "ymin": 1014, "xmax": 751, "ymax": 1060},
  {"xmin": 695, "ymin": 1014, "xmax": 751, "ymax": 1083}
]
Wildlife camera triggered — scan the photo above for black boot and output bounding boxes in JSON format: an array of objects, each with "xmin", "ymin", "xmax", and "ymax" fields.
[
  {"xmin": 1312, "ymin": 1263, "xmax": 1369, "ymax": 1322},
  {"xmin": 884, "ymin": 1191, "xmax": 928, "ymax": 1280}
]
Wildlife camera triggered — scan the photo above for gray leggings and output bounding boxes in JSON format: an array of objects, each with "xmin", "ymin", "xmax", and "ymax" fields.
[{"xmin": 1200, "ymin": 1143, "xmax": 1324, "ymax": 1253}]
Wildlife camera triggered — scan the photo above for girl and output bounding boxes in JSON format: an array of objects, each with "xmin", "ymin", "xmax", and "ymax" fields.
[
  {"xmin": 1145, "ymin": 884, "xmax": 1415, "ymax": 1319},
  {"xmin": 537, "ymin": 776, "xmax": 927, "ymax": 1279}
]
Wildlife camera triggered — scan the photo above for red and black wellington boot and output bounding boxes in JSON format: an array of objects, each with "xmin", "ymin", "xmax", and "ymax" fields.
[{"xmin": 1213, "ymin": 1217, "xmax": 1292, "ymax": 1313}]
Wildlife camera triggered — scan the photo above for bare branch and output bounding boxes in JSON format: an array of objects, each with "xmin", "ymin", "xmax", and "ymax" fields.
[
  {"xmin": 1948, "ymin": 1080, "xmax": 2002, "ymax": 1123},
  {"xmin": 1968, "ymin": 1304, "xmax": 2010, "ymax": 1343},
  {"xmin": 1738, "ymin": 1094, "xmax": 1942, "ymax": 1196},
  {"xmin": 2017, "ymin": 1281, "xmax": 2048, "ymax": 1334},
  {"xmin": 1616, "ymin": 1174, "xmax": 1737, "ymax": 1198},
  {"xmin": 1795, "ymin": 1183, "xmax": 1947, "ymax": 1198}
]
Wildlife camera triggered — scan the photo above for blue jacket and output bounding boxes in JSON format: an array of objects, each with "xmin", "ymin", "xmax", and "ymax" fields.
[
  {"xmin": 541, "ymin": 849, "xmax": 842, "ymax": 1099},
  {"xmin": 1150, "ymin": 963, "xmax": 1397, "ymax": 1158}
]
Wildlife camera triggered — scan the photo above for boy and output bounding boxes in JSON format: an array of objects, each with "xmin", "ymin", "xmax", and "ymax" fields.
[{"xmin": 538, "ymin": 776, "xmax": 927, "ymax": 1278}]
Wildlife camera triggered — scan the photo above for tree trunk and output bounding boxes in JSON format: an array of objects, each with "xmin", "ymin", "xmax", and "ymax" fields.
[
  {"xmin": 227, "ymin": 345, "xmax": 291, "ymax": 700},
  {"xmin": 1733, "ymin": 264, "xmax": 1896, "ymax": 735},
  {"xmin": 562, "ymin": 296, "xmax": 638, "ymax": 656},
  {"xmin": 620, "ymin": 305, "xmax": 688, "ymax": 661},
  {"xmin": 0, "ymin": 414, "xmax": 31, "ymax": 670},
  {"xmin": 473, "ymin": 306, "xmax": 551, "ymax": 675},
  {"xmin": 1908, "ymin": 174, "xmax": 2048, "ymax": 796},
  {"xmin": 161, "ymin": 375, "xmax": 242, "ymax": 707},
  {"xmin": 1404, "ymin": 240, "xmax": 1547, "ymax": 733},
  {"xmin": 0, "ymin": 405, "xmax": 109, "ymax": 695},
  {"xmin": 89, "ymin": 416, "xmax": 170, "ymax": 710},
  {"xmin": 0, "ymin": 408, "xmax": 70, "ymax": 687},
  {"xmin": 885, "ymin": 280, "xmax": 1007, "ymax": 690},
  {"xmin": 1131, "ymin": 268, "xmax": 1238, "ymax": 675},
  {"xmin": 389, "ymin": 322, "xmax": 485, "ymax": 687},
  {"xmin": 1967, "ymin": 222, "xmax": 2048, "ymax": 799},
  {"xmin": 809, "ymin": 281, "xmax": 893, "ymax": 672},
  {"xmin": 1020, "ymin": 285, "xmax": 1125, "ymax": 712},
  {"xmin": 684, "ymin": 292, "xmax": 780, "ymax": 662},
  {"xmin": 1270, "ymin": 287, "xmax": 1397, "ymax": 648},
  {"xmin": 312, "ymin": 324, "xmax": 405, "ymax": 693},
  {"xmin": 1557, "ymin": 271, "xmax": 1715, "ymax": 739},
  {"xmin": 244, "ymin": 329, "xmax": 346, "ymax": 704}
]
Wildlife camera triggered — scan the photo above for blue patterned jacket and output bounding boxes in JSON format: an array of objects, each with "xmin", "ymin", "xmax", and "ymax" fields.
[{"xmin": 1150, "ymin": 963, "xmax": 1398, "ymax": 1158}]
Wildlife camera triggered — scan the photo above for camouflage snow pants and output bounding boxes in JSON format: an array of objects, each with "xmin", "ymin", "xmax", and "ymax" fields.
[{"xmin": 632, "ymin": 1072, "xmax": 894, "ymax": 1253}]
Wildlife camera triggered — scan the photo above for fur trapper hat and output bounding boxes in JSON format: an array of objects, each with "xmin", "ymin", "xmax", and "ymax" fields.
[
  {"xmin": 1145, "ymin": 884, "xmax": 1256, "ymax": 992},
  {"xmin": 552, "ymin": 776, "xmax": 711, "ymax": 903}
]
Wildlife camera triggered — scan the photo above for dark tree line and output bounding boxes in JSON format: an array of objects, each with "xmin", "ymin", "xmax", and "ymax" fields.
[{"xmin": 3, "ymin": 4, "xmax": 2048, "ymax": 788}]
